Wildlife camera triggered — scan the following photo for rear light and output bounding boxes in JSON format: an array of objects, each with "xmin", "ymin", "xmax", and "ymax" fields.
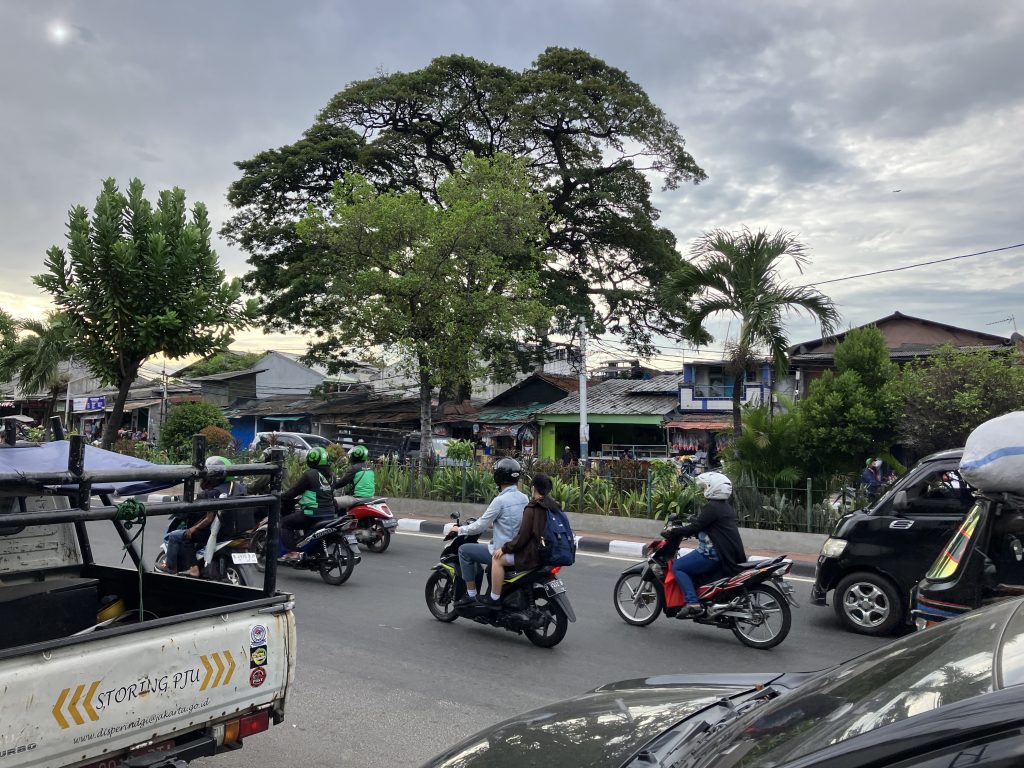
[
  {"xmin": 223, "ymin": 719, "xmax": 240, "ymax": 744},
  {"xmin": 239, "ymin": 709, "xmax": 270, "ymax": 738},
  {"xmin": 550, "ymin": 566, "xmax": 562, "ymax": 575},
  {"xmin": 776, "ymin": 561, "xmax": 792, "ymax": 576}
]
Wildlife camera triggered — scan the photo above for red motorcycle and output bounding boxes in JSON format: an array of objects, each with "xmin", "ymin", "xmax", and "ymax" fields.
[
  {"xmin": 612, "ymin": 516, "xmax": 797, "ymax": 649},
  {"xmin": 336, "ymin": 496, "xmax": 398, "ymax": 553}
]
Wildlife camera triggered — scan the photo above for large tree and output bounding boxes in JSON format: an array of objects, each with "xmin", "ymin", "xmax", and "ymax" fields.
[
  {"xmin": 296, "ymin": 154, "xmax": 549, "ymax": 459},
  {"xmin": 669, "ymin": 228, "xmax": 840, "ymax": 436},
  {"xmin": 224, "ymin": 48, "xmax": 708, "ymax": 378},
  {"xmin": 0, "ymin": 313, "xmax": 75, "ymax": 438},
  {"xmin": 36, "ymin": 178, "xmax": 254, "ymax": 448}
]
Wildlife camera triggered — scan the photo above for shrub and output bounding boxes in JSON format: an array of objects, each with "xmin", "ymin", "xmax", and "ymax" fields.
[
  {"xmin": 199, "ymin": 425, "xmax": 234, "ymax": 454},
  {"xmin": 445, "ymin": 439, "xmax": 474, "ymax": 463},
  {"xmin": 159, "ymin": 401, "xmax": 230, "ymax": 459}
]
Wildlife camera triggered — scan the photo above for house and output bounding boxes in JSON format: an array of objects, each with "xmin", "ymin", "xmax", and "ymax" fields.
[
  {"xmin": 188, "ymin": 368, "xmax": 265, "ymax": 408},
  {"xmin": 787, "ymin": 311, "xmax": 1011, "ymax": 398},
  {"xmin": 223, "ymin": 395, "xmax": 325, "ymax": 448}
]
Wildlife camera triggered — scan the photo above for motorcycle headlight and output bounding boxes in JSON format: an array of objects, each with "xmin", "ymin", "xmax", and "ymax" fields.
[{"xmin": 821, "ymin": 537, "xmax": 848, "ymax": 558}]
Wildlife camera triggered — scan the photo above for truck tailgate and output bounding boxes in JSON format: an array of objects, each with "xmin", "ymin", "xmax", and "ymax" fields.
[{"xmin": 0, "ymin": 602, "xmax": 294, "ymax": 768}]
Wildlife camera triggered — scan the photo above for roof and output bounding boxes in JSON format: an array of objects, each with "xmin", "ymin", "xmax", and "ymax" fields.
[
  {"xmin": 790, "ymin": 311, "xmax": 1010, "ymax": 354},
  {"xmin": 790, "ymin": 343, "xmax": 1012, "ymax": 364},
  {"xmin": 189, "ymin": 367, "xmax": 267, "ymax": 382},
  {"xmin": 535, "ymin": 378, "xmax": 678, "ymax": 417},
  {"xmin": 470, "ymin": 404, "xmax": 550, "ymax": 423},
  {"xmin": 224, "ymin": 396, "xmax": 322, "ymax": 418},
  {"xmin": 482, "ymin": 373, "xmax": 583, "ymax": 408},
  {"xmin": 621, "ymin": 374, "xmax": 684, "ymax": 394},
  {"xmin": 665, "ymin": 414, "xmax": 733, "ymax": 430}
]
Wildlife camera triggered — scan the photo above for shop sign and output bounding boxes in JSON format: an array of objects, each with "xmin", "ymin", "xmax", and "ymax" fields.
[{"xmin": 73, "ymin": 396, "xmax": 107, "ymax": 412}]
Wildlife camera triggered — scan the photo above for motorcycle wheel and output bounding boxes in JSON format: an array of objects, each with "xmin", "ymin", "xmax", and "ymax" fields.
[
  {"xmin": 364, "ymin": 521, "xmax": 391, "ymax": 554},
  {"xmin": 320, "ymin": 538, "xmax": 356, "ymax": 585},
  {"xmin": 524, "ymin": 594, "xmax": 569, "ymax": 648},
  {"xmin": 425, "ymin": 571, "xmax": 459, "ymax": 623},
  {"xmin": 613, "ymin": 572, "xmax": 663, "ymax": 626},
  {"xmin": 251, "ymin": 530, "xmax": 268, "ymax": 573},
  {"xmin": 224, "ymin": 562, "xmax": 260, "ymax": 587},
  {"xmin": 731, "ymin": 584, "xmax": 792, "ymax": 649}
]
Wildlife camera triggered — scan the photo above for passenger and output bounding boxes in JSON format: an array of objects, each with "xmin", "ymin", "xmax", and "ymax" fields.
[
  {"xmin": 451, "ymin": 458, "xmax": 527, "ymax": 607},
  {"xmin": 334, "ymin": 444, "xmax": 375, "ymax": 511},
  {"xmin": 488, "ymin": 474, "xmax": 554, "ymax": 605},
  {"xmin": 278, "ymin": 447, "xmax": 335, "ymax": 563}
]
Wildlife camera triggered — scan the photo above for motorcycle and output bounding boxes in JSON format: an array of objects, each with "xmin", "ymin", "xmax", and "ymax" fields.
[
  {"xmin": 336, "ymin": 495, "xmax": 398, "ymax": 553},
  {"xmin": 156, "ymin": 512, "xmax": 260, "ymax": 587},
  {"xmin": 250, "ymin": 510, "xmax": 361, "ymax": 585},
  {"xmin": 612, "ymin": 515, "xmax": 797, "ymax": 649},
  {"xmin": 424, "ymin": 513, "xmax": 576, "ymax": 648}
]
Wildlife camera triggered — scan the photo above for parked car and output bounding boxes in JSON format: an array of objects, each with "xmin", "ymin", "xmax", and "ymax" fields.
[
  {"xmin": 249, "ymin": 431, "xmax": 339, "ymax": 458},
  {"xmin": 421, "ymin": 595, "xmax": 1024, "ymax": 768},
  {"xmin": 811, "ymin": 448, "xmax": 974, "ymax": 635}
]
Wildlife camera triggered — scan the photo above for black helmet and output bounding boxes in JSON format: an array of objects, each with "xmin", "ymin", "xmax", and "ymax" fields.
[{"xmin": 492, "ymin": 457, "xmax": 522, "ymax": 487}]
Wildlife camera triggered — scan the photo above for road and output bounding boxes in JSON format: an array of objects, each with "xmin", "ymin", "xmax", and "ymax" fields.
[{"xmin": 88, "ymin": 521, "xmax": 889, "ymax": 767}]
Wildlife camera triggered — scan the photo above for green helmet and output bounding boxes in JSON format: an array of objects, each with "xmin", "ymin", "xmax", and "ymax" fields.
[
  {"xmin": 350, "ymin": 444, "xmax": 369, "ymax": 462},
  {"xmin": 306, "ymin": 446, "xmax": 330, "ymax": 468},
  {"xmin": 203, "ymin": 455, "xmax": 232, "ymax": 486}
]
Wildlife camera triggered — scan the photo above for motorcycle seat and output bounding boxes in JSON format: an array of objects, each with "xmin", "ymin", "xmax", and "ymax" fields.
[
  {"xmin": 308, "ymin": 515, "xmax": 337, "ymax": 532},
  {"xmin": 736, "ymin": 556, "xmax": 786, "ymax": 570}
]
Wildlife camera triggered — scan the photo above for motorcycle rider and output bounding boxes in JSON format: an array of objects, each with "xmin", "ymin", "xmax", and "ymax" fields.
[
  {"xmin": 451, "ymin": 457, "xmax": 528, "ymax": 607},
  {"xmin": 278, "ymin": 446, "xmax": 336, "ymax": 563},
  {"xmin": 159, "ymin": 455, "xmax": 247, "ymax": 577},
  {"xmin": 667, "ymin": 471, "xmax": 747, "ymax": 618},
  {"xmin": 333, "ymin": 444, "xmax": 375, "ymax": 510},
  {"xmin": 490, "ymin": 473, "xmax": 554, "ymax": 603}
]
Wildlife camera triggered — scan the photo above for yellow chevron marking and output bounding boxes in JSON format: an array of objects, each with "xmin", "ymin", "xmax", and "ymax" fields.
[
  {"xmin": 211, "ymin": 652, "xmax": 225, "ymax": 689},
  {"xmin": 82, "ymin": 680, "xmax": 101, "ymax": 722},
  {"xmin": 199, "ymin": 654, "xmax": 214, "ymax": 691},
  {"xmin": 67, "ymin": 684, "xmax": 86, "ymax": 726},
  {"xmin": 52, "ymin": 688, "xmax": 71, "ymax": 730},
  {"xmin": 223, "ymin": 650, "xmax": 236, "ymax": 686}
]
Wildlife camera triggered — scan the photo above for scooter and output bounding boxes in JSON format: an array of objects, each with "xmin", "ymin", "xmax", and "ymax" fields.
[
  {"xmin": 156, "ymin": 513, "xmax": 260, "ymax": 587},
  {"xmin": 424, "ymin": 513, "xmax": 576, "ymax": 648},
  {"xmin": 612, "ymin": 515, "xmax": 797, "ymax": 649},
  {"xmin": 336, "ymin": 495, "xmax": 398, "ymax": 553},
  {"xmin": 249, "ymin": 510, "xmax": 362, "ymax": 585}
]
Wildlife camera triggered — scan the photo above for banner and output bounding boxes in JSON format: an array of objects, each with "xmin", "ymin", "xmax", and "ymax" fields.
[{"xmin": 73, "ymin": 396, "xmax": 107, "ymax": 412}]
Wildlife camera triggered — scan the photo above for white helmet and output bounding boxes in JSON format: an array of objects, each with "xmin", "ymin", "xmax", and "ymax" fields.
[{"xmin": 697, "ymin": 471, "xmax": 732, "ymax": 500}]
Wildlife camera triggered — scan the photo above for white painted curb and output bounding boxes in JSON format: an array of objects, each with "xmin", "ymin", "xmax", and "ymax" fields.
[{"xmin": 397, "ymin": 518, "xmax": 427, "ymax": 532}]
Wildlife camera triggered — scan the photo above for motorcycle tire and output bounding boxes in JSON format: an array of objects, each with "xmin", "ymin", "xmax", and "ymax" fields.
[
  {"xmin": 364, "ymin": 521, "xmax": 391, "ymax": 554},
  {"xmin": 320, "ymin": 538, "xmax": 356, "ymax": 585},
  {"xmin": 251, "ymin": 530, "xmax": 268, "ymax": 573},
  {"xmin": 223, "ymin": 562, "xmax": 260, "ymax": 588},
  {"xmin": 524, "ymin": 593, "xmax": 569, "ymax": 648},
  {"xmin": 613, "ymin": 572, "xmax": 663, "ymax": 626},
  {"xmin": 425, "ymin": 570, "xmax": 459, "ymax": 623},
  {"xmin": 731, "ymin": 584, "xmax": 792, "ymax": 649}
]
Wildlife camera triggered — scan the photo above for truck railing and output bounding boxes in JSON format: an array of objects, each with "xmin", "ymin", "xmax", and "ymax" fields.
[{"xmin": 0, "ymin": 431, "xmax": 285, "ymax": 597}]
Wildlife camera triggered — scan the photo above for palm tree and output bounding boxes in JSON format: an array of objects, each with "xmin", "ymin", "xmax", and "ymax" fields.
[
  {"xmin": 0, "ymin": 313, "xmax": 75, "ymax": 438},
  {"xmin": 670, "ymin": 227, "xmax": 840, "ymax": 437}
]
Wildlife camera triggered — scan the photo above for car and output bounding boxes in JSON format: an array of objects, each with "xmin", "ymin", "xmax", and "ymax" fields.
[
  {"xmin": 422, "ymin": 595, "xmax": 1024, "ymax": 768},
  {"xmin": 811, "ymin": 448, "xmax": 974, "ymax": 635},
  {"xmin": 248, "ymin": 431, "xmax": 339, "ymax": 458}
]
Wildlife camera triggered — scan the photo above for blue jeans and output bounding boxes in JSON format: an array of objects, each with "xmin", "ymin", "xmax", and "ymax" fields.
[
  {"xmin": 164, "ymin": 529, "xmax": 194, "ymax": 572},
  {"xmin": 458, "ymin": 543, "xmax": 492, "ymax": 587},
  {"xmin": 672, "ymin": 550, "xmax": 721, "ymax": 604}
]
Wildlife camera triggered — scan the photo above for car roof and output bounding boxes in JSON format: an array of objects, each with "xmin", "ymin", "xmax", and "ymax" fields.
[{"xmin": 920, "ymin": 447, "xmax": 964, "ymax": 463}]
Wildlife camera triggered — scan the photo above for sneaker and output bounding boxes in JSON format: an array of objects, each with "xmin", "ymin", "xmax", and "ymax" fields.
[
  {"xmin": 478, "ymin": 595, "xmax": 502, "ymax": 608},
  {"xmin": 455, "ymin": 596, "xmax": 479, "ymax": 608},
  {"xmin": 676, "ymin": 604, "xmax": 706, "ymax": 619}
]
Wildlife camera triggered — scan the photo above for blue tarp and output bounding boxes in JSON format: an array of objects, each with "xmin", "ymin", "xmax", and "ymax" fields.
[{"xmin": 0, "ymin": 441, "xmax": 178, "ymax": 497}]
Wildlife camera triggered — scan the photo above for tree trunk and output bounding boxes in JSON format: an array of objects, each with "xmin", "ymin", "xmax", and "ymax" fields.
[
  {"xmin": 732, "ymin": 374, "xmax": 743, "ymax": 439},
  {"xmin": 418, "ymin": 362, "xmax": 432, "ymax": 479},
  {"xmin": 42, "ymin": 387, "xmax": 59, "ymax": 440},
  {"xmin": 102, "ymin": 373, "xmax": 134, "ymax": 450}
]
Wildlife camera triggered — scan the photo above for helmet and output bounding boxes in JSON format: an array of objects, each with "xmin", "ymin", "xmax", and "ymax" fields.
[
  {"xmin": 349, "ymin": 444, "xmax": 369, "ymax": 462},
  {"xmin": 306, "ymin": 446, "xmax": 330, "ymax": 468},
  {"xmin": 697, "ymin": 471, "xmax": 732, "ymax": 500},
  {"xmin": 492, "ymin": 457, "xmax": 522, "ymax": 487},
  {"xmin": 202, "ymin": 455, "xmax": 232, "ymax": 487}
]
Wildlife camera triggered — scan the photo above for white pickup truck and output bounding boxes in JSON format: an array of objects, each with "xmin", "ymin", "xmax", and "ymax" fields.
[{"xmin": 0, "ymin": 436, "xmax": 294, "ymax": 768}]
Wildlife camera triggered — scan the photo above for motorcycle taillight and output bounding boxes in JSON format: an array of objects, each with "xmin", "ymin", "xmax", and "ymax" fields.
[{"xmin": 550, "ymin": 566, "xmax": 562, "ymax": 575}]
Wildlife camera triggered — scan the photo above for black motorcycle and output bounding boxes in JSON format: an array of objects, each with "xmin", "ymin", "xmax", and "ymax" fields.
[
  {"xmin": 250, "ymin": 510, "xmax": 361, "ymax": 585},
  {"xmin": 424, "ymin": 513, "xmax": 576, "ymax": 648}
]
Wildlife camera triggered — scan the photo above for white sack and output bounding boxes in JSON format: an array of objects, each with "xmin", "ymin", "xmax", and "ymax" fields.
[{"xmin": 959, "ymin": 411, "xmax": 1024, "ymax": 493}]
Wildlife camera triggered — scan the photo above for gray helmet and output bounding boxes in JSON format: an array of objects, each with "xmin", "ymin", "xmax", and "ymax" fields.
[{"xmin": 492, "ymin": 457, "xmax": 522, "ymax": 487}]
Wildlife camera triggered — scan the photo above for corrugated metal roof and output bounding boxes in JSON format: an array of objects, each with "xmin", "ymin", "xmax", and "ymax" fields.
[
  {"xmin": 536, "ymin": 378, "xmax": 678, "ymax": 417},
  {"xmin": 621, "ymin": 374, "xmax": 684, "ymax": 394}
]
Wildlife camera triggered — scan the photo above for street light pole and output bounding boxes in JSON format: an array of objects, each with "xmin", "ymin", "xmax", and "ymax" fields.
[{"xmin": 578, "ymin": 319, "xmax": 589, "ymax": 466}]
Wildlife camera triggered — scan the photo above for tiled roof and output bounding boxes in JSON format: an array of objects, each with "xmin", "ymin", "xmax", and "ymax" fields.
[{"xmin": 535, "ymin": 378, "xmax": 678, "ymax": 417}]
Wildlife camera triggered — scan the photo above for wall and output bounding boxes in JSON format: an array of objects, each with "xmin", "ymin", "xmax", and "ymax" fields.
[{"xmin": 254, "ymin": 352, "xmax": 323, "ymax": 399}]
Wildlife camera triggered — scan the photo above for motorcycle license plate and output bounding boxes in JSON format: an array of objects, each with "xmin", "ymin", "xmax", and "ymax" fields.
[
  {"xmin": 546, "ymin": 579, "xmax": 566, "ymax": 595},
  {"xmin": 382, "ymin": 519, "xmax": 399, "ymax": 528},
  {"xmin": 231, "ymin": 552, "xmax": 258, "ymax": 565},
  {"xmin": 345, "ymin": 534, "xmax": 359, "ymax": 545}
]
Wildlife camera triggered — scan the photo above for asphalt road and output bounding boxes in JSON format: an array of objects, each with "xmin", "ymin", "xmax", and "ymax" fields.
[{"xmin": 87, "ymin": 521, "xmax": 889, "ymax": 767}]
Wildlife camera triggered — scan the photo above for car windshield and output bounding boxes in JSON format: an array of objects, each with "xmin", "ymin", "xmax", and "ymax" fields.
[
  {"xmin": 303, "ymin": 435, "xmax": 332, "ymax": 448},
  {"xmin": 699, "ymin": 599, "xmax": 1024, "ymax": 768}
]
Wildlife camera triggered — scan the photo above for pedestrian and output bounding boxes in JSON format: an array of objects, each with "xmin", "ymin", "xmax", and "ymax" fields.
[
  {"xmin": 561, "ymin": 446, "xmax": 574, "ymax": 467},
  {"xmin": 860, "ymin": 458, "xmax": 882, "ymax": 502}
]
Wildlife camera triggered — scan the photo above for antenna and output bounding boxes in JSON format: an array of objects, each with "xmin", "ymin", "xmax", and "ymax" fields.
[{"xmin": 986, "ymin": 315, "xmax": 1018, "ymax": 332}]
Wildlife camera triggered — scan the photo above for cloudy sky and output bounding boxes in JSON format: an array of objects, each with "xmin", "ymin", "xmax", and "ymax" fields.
[{"xmin": 2, "ymin": 1, "xmax": 1022, "ymax": 370}]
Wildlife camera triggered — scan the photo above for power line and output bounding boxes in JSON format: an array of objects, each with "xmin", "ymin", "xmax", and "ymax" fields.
[{"xmin": 804, "ymin": 242, "xmax": 1024, "ymax": 287}]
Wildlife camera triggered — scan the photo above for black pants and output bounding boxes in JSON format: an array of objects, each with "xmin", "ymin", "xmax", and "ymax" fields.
[{"xmin": 281, "ymin": 511, "xmax": 312, "ymax": 552}]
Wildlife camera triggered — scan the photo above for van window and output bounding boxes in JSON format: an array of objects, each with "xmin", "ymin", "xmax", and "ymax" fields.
[
  {"xmin": 927, "ymin": 502, "xmax": 983, "ymax": 580},
  {"xmin": 902, "ymin": 468, "xmax": 974, "ymax": 515}
]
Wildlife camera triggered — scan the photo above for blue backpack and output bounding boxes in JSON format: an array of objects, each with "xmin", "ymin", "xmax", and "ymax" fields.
[{"xmin": 539, "ymin": 504, "xmax": 576, "ymax": 567}]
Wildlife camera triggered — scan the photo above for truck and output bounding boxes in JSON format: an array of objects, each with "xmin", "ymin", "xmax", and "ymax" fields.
[{"xmin": 0, "ymin": 431, "xmax": 294, "ymax": 768}]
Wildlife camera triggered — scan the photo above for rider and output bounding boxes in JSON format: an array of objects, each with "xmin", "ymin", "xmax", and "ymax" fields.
[
  {"xmin": 159, "ymin": 455, "xmax": 247, "ymax": 577},
  {"xmin": 279, "ymin": 446, "xmax": 336, "ymax": 563},
  {"xmin": 668, "ymin": 471, "xmax": 747, "ymax": 618},
  {"xmin": 451, "ymin": 457, "xmax": 528, "ymax": 607},
  {"xmin": 489, "ymin": 473, "xmax": 555, "ymax": 604},
  {"xmin": 333, "ymin": 444, "xmax": 375, "ymax": 510}
]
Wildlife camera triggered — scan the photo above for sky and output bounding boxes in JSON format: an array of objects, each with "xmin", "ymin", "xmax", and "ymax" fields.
[{"xmin": 1, "ymin": 0, "xmax": 1022, "ymax": 375}]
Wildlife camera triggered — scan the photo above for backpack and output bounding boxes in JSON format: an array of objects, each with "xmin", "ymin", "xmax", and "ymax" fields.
[{"xmin": 539, "ymin": 504, "xmax": 576, "ymax": 567}]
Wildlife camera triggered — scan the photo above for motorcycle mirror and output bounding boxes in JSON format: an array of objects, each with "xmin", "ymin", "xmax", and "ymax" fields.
[
  {"xmin": 1013, "ymin": 537, "xmax": 1023, "ymax": 563},
  {"xmin": 450, "ymin": 512, "xmax": 459, "ymax": 521}
]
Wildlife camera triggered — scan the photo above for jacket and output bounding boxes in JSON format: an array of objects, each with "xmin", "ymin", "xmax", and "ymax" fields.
[
  {"xmin": 671, "ymin": 499, "xmax": 747, "ymax": 575},
  {"xmin": 502, "ymin": 498, "xmax": 551, "ymax": 569},
  {"xmin": 458, "ymin": 485, "xmax": 528, "ymax": 552},
  {"xmin": 334, "ymin": 461, "xmax": 376, "ymax": 497},
  {"xmin": 282, "ymin": 468, "xmax": 335, "ymax": 516}
]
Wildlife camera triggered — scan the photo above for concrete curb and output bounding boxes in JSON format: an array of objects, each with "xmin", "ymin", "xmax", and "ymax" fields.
[{"xmin": 395, "ymin": 517, "xmax": 816, "ymax": 578}]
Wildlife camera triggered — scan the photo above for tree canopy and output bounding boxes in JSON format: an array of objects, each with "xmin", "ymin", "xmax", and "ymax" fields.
[
  {"xmin": 181, "ymin": 350, "xmax": 263, "ymax": 378},
  {"xmin": 36, "ymin": 178, "xmax": 254, "ymax": 448},
  {"xmin": 0, "ymin": 313, "xmax": 75, "ymax": 436},
  {"xmin": 160, "ymin": 401, "xmax": 231, "ymax": 458},
  {"xmin": 224, "ymin": 47, "xmax": 707, "ymax": 363}
]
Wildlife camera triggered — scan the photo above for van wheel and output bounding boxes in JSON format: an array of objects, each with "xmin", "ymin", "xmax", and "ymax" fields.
[{"xmin": 834, "ymin": 572, "xmax": 902, "ymax": 636}]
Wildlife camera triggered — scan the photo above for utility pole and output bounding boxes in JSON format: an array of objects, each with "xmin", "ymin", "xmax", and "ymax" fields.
[
  {"xmin": 578, "ymin": 319, "xmax": 589, "ymax": 466},
  {"xmin": 158, "ymin": 362, "xmax": 168, "ymax": 442}
]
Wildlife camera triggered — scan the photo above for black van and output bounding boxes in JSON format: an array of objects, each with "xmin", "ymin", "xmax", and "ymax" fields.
[
  {"xmin": 811, "ymin": 448, "xmax": 974, "ymax": 635},
  {"xmin": 912, "ymin": 492, "xmax": 1024, "ymax": 629}
]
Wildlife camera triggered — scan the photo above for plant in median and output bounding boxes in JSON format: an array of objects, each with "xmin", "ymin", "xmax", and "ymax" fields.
[
  {"xmin": 620, "ymin": 489, "xmax": 649, "ymax": 518},
  {"xmin": 585, "ymin": 476, "xmax": 617, "ymax": 516},
  {"xmin": 550, "ymin": 476, "xmax": 581, "ymax": 512}
]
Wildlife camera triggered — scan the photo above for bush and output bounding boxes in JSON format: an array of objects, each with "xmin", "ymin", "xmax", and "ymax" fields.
[
  {"xmin": 199, "ymin": 425, "xmax": 234, "ymax": 454},
  {"xmin": 159, "ymin": 401, "xmax": 230, "ymax": 459},
  {"xmin": 446, "ymin": 439, "xmax": 474, "ymax": 463}
]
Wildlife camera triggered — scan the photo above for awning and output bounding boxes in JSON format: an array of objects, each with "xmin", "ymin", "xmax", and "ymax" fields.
[
  {"xmin": 264, "ymin": 416, "xmax": 304, "ymax": 422},
  {"xmin": 72, "ymin": 399, "xmax": 161, "ymax": 415},
  {"xmin": 664, "ymin": 417, "xmax": 733, "ymax": 430},
  {"xmin": 1, "ymin": 415, "xmax": 34, "ymax": 424}
]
